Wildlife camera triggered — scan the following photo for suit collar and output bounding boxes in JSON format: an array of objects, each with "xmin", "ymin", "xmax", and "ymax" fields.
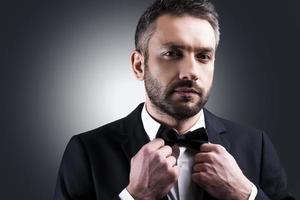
[
  {"xmin": 202, "ymin": 108, "xmax": 230, "ymax": 200},
  {"xmin": 203, "ymin": 108, "xmax": 230, "ymax": 151},
  {"xmin": 120, "ymin": 104, "xmax": 230, "ymax": 161},
  {"xmin": 120, "ymin": 103, "xmax": 149, "ymax": 162}
]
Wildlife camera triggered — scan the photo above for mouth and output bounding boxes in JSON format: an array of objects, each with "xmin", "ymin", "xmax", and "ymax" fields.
[{"xmin": 173, "ymin": 87, "xmax": 201, "ymax": 95}]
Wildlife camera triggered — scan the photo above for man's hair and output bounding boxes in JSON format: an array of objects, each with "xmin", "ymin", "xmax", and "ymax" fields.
[{"xmin": 135, "ymin": 0, "xmax": 220, "ymax": 55}]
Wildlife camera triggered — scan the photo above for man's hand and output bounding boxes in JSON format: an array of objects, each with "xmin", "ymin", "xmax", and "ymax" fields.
[
  {"xmin": 192, "ymin": 143, "xmax": 252, "ymax": 200},
  {"xmin": 127, "ymin": 139, "xmax": 179, "ymax": 200}
]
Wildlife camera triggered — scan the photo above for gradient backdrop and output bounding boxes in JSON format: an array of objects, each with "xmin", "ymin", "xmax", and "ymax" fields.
[{"xmin": 1, "ymin": 0, "xmax": 299, "ymax": 199}]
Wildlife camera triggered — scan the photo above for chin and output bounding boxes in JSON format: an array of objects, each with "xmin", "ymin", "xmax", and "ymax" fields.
[
  {"xmin": 177, "ymin": 98, "xmax": 207, "ymax": 111},
  {"xmin": 170, "ymin": 104, "xmax": 202, "ymax": 119},
  {"xmin": 174, "ymin": 100, "xmax": 202, "ymax": 110},
  {"xmin": 177, "ymin": 96, "xmax": 202, "ymax": 106}
]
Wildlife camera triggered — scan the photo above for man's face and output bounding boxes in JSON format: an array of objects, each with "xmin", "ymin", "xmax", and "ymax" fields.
[{"xmin": 144, "ymin": 14, "xmax": 216, "ymax": 120}]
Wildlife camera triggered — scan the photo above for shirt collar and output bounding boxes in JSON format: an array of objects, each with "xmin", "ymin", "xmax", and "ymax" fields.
[{"xmin": 141, "ymin": 104, "xmax": 206, "ymax": 141}]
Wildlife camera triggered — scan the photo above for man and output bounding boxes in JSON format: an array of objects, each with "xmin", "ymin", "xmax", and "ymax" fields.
[{"xmin": 54, "ymin": 0, "xmax": 294, "ymax": 199}]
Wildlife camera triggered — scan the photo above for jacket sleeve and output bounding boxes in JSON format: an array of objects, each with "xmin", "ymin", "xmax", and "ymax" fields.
[
  {"xmin": 255, "ymin": 132, "xmax": 295, "ymax": 200},
  {"xmin": 54, "ymin": 136, "xmax": 97, "ymax": 200}
]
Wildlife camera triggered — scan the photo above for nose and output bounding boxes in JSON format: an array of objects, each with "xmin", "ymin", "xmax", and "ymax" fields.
[{"xmin": 178, "ymin": 55, "xmax": 199, "ymax": 81}]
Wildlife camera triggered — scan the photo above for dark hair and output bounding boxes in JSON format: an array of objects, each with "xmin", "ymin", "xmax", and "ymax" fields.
[{"xmin": 135, "ymin": 0, "xmax": 220, "ymax": 54}]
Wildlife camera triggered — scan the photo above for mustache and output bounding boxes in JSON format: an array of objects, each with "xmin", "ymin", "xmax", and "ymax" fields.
[{"xmin": 166, "ymin": 80, "xmax": 203, "ymax": 96}]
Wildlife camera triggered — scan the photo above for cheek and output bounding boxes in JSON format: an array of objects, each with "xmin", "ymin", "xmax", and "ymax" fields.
[
  {"xmin": 199, "ymin": 66, "xmax": 214, "ymax": 88},
  {"xmin": 207, "ymin": 69, "xmax": 214, "ymax": 84},
  {"xmin": 148, "ymin": 56, "xmax": 179, "ymax": 82}
]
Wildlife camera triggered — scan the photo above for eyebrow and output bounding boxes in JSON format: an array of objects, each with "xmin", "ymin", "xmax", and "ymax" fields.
[{"xmin": 161, "ymin": 42, "xmax": 215, "ymax": 52}]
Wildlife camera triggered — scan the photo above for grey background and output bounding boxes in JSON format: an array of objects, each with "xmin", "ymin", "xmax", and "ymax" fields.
[{"xmin": 1, "ymin": 0, "xmax": 299, "ymax": 199}]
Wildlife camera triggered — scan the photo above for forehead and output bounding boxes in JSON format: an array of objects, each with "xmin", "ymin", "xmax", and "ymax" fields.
[{"xmin": 149, "ymin": 14, "xmax": 216, "ymax": 50}]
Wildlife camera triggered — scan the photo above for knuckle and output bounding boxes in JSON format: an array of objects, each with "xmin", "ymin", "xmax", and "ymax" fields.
[
  {"xmin": 169, "ymin": 155, "xmax": 176, "ymax": 163},
  {"xmin": 193, "ymin": 164, "xmax": 199, "ymax": 172},
  {"xmin": 165, "ymin": 162, "xmax": 172, "ymax": 171},
  {"xmin": 142, "ymin": 146, "xmax": 153, "ymax": 155},
  {"xmin": 153, "ymin": 138, "xmax": 165, "ymax": 147},
  {"xmin": 165, "ymin": 145, "xmax": 172, "ymax": 154},
  {"xmin": 202, "ymin": 163, "xmax": 209, "ymax": 172},
  {"xmin": 197, "ymin": 172, "xmax": 207, "ymax": 181},
  {"xmin": 207, "ymin": 154, "xmax": 214, "ymax": 162},
  {"xmin": 156, "ymin": 138, "xmax": 165, "ymax": 144},
  {"xmin": 152, "ymin": 151, "xmax": 158, "ymax": 159},
  {"xmin": 194, "ymin": 163, "xmax": 207, "ymax": 172},
  {"xmin": 215, "ymin": 144, "xmax": 225, "ymax": 153},
  {"xmin": 155, "ymin": 153, "xmax": 165, "ymax": 163},
  {"xmin": 169, "ymin": 168, "xmax": 179, "ymax": 180},
  {"xmin": 162, "ymin": 159, "xmax": 169, "ymax": 168}
]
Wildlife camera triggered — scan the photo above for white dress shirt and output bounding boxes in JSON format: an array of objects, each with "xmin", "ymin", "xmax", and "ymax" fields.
[{"xmin": 119, "ymin": 104, "xmax": 257, "ymax": 200}]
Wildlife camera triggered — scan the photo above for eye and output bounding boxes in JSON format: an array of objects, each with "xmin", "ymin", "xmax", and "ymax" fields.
[
  {"xmin": 162, "ymin": 50, "xmax": 182, "ymax": 59},
  {"xmin": 196, "ymin": 52, "xmax": 212, "ymax": 63}
]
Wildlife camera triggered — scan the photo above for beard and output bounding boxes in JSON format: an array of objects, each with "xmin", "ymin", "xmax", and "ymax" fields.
[{"xmin": 144, "ymin": 67, "xmax": 210, "ymax": 120}]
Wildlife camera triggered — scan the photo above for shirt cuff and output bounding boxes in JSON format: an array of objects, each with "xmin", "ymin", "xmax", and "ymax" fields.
[
  {"xmin": 248, "ymin": 183, "xmax": 258, "ymax": 200},
  {"xmin": 119, "ymin": 188, "xmax": 135, "ymax": 200}
]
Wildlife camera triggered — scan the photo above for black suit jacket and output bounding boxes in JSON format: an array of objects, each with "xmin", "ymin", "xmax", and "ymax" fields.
[{"xmin": 54, "ymin": 103, "xmax": 294, "ymax": 200}]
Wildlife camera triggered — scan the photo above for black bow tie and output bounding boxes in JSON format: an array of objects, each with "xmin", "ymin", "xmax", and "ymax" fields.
[{"xmin": 156, "ymin": 125, "xmax": 208, "ymax": 151}]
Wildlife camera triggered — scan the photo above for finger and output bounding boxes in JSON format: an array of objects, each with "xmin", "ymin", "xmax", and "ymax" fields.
[
  {"xmin": 171, "ymin": 165, "xmax": 180, "ymax": 179},
  {"xmin": 191, "ymin": 172, "xmax": 207, "ymax": 187},
  {"xmin": 150, "ymin": 138, "xmax": 165, "ymax": 147},
  {"xmin": 200, "ymin": 143, "xmax": 225, "ymax": 153},
  {"xmin": 193, "ymin": 162, "xmax": 210, "ymax": 172},
  {"xmin": 143, "ymin": 138, "xmax": 165, "ymax": 152},
  {"xmin": 157, "ymin": 145, "xmax": 173, "ymax": 158},
  {"xmin": 166, "ymin": 155, "xmax": 177, "ymax": 167},
  {"xmin": 200, "ymin": 143, "xmax": 215, "ymax": 152},
  {"xmin": 194, "ymin": 152, "xmax": 212, "ymax": 163}
]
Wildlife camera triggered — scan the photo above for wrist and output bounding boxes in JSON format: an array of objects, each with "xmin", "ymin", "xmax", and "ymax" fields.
[
  {"xmin": 126, "ymin": 184, "xmax": 139, "ymax": 200},
  {"xmin": 234, "ymin": 178, "xmax": 252, "ymax": 200},
  {"xmin": 126, "ymin": 184, "xmax": 156, "ymax": 200}
]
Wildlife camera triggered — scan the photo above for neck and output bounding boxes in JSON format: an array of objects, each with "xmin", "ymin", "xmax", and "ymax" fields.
[{"xmin": 145, "ymin": 99, "xmax": 200, "ymax": 134}]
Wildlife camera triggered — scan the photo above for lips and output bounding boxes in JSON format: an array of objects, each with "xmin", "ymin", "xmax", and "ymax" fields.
[{"xmin": 173, "ymin": 87, "xmax": 200, "ymax": 95}]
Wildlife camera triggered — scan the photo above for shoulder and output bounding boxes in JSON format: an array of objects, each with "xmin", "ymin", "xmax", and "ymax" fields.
[
  {"xmin": 204, "ymin": 108, "xmax": 265, "ymax": 144},
  {"xmin": 71, "ymin": 103, "xmax": 144, "ymax": 146},
  {"xmin": 204, "ymin": 108, "xmax": 262, "ymax": 134},
  {"xmin": 71, "ymin": 117, "xmax": 126, "ymax": 149},
  {"xmin": 222, "ymin": 117, "xmax": 262, "ymax": 136}
]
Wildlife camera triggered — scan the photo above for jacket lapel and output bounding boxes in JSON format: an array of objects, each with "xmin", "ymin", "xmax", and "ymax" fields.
[
  {"xmin": 120, "ymin": 103, "xmax": 150, "ymax": 162},
  {"xmin": 202, "ymin": 108, "xmax": 231, "ymax": 200},
  {"xmin": 203, "ymin": 108, "xmax": 230, "ymax": 151},
  {"xmin": 119, "ymin": 103, "xmax": 168, "ymax": 200},
  {"xmin": 120, "ymin": 105, "xmax": 230, "ymax": 158}
]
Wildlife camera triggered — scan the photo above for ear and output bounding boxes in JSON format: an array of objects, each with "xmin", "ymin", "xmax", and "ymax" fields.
[{"xmin": 131, "ymin": 50, "xmax": 145, "ymax": 80}]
